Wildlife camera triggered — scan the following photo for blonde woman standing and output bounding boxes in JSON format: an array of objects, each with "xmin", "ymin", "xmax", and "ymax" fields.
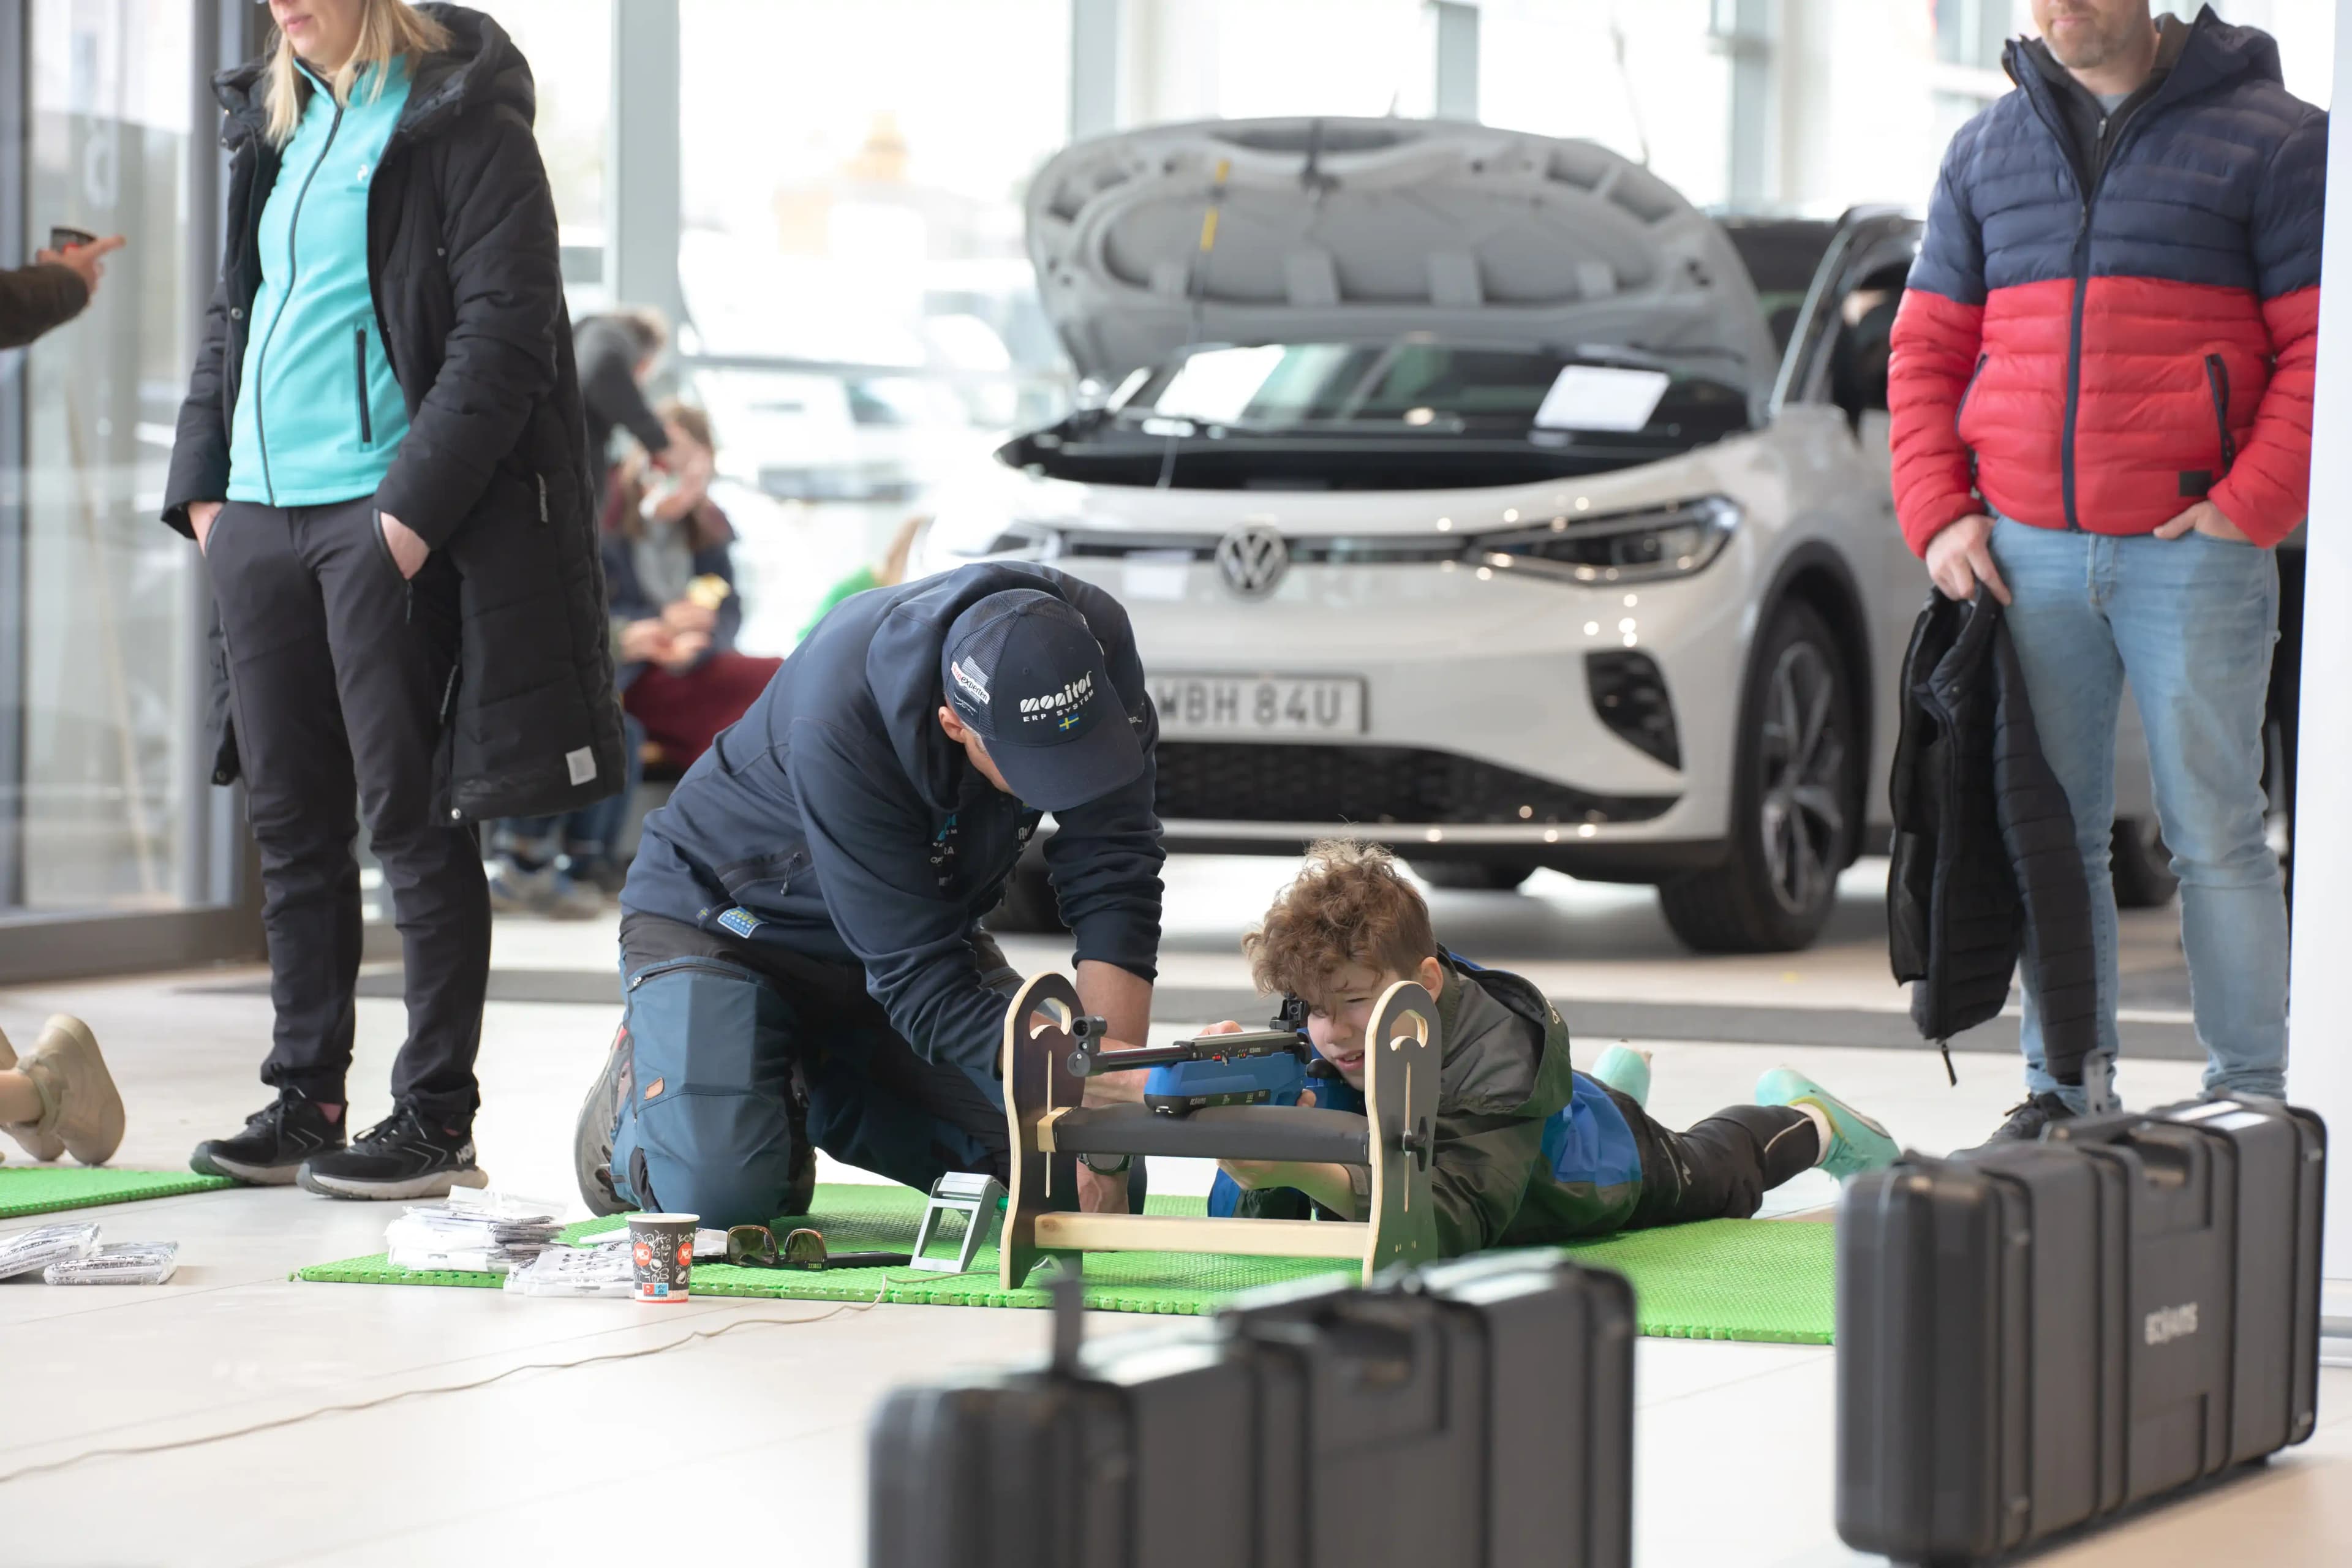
[{"xmin": 164, "ymin": 1, "xmax": 622, "ymax": 1197}]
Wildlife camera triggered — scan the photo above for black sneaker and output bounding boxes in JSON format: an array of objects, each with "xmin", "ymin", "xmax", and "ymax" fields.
[
  {"xmin": 1979, "ymin": 1091, "xmax": 2080, "ymax": 1147},
  {"xmin": 192, "ymin": 1091, "xmax": 347, "ymax": 1185},
  {"xmin": 295, "ymin": 1104, "xmax": 487, "ymax": 1200}
]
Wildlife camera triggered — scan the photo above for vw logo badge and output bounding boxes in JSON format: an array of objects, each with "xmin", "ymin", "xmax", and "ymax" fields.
[{"xmin": 1215, "ymin": 523, "xmax": 1289, "ymax": 599}]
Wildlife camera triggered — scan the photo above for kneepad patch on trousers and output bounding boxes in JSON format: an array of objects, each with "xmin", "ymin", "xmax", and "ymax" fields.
[{"xmin": 609, "ymin": 957, "xmax": 799, "ymax": 1227}]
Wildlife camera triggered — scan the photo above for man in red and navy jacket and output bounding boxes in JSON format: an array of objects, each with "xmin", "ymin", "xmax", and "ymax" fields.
[{"xmin": 1888, "ymin": 1, "xmax": 2320, "ymax": 1143}]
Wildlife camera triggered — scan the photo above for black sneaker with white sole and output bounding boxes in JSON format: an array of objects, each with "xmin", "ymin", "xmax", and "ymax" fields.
[
  {"xmin": 1977, "ymin": 1091, "xmax": 2081, "ymax": 1148},
  {"xmin": 192, "ymin": 1090, "xmax": 347, "ymax": 1185},
  {"xmin": 296, "ymin": 1104, "xmax": 487, "ymax": 1200}
]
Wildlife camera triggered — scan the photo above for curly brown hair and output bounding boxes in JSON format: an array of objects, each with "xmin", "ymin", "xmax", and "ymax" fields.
[{"xmin": 1244, "ymin": 840, "xmax": 1439, "ymax": 1006}]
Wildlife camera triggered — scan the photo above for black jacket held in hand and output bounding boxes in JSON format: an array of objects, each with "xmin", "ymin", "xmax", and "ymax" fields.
[
  {"xmin": 622, "ymin": 563, "xmax": 1166, "ymax": 1083},
  {"xmin": 162, "ymin": 4, "xmax": 624, "ymax": 824},
  {"xmin": 1887, "ymin": 591, "xmax": 2099, "ymax": 1084}
]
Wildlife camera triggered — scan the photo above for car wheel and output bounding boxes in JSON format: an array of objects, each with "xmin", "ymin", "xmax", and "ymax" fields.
[
  {"xmin": 1657, "ymin": 600, "xmax": 1857, "ymax": 954},
  {"xmin": 2110, "ymin": 818, "xmax": 2179, "ymax": 909},
  {"xmin": 1412, "ymin": 861, "xmax": 1536, "ymax": 892},
  {"xmin": 988, "ymin": 855, "xmax": 1067, "ymax": 935}
]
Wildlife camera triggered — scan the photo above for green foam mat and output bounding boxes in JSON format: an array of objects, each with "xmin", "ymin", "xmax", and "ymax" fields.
[
  {"xmin": 0, "ymin": 1166, "xmax": 237, "ymax": 1219},
  {"xmin": 296, "ymin": 1183, "xmax": 1834, "ymax": 1343}
]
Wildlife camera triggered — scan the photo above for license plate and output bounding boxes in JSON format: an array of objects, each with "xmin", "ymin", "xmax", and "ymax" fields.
[{"xmin": 1153, "ymin": 674, "xmax": 1366, "ymax": 737}]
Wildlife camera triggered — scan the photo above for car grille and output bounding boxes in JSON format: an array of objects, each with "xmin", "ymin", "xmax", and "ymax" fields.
[{"xmin": 1153, "ymin": 742, "xmax": 1676, "ymax": 827}]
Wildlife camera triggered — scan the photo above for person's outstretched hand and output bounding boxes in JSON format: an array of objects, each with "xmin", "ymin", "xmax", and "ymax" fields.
[
  {"xmin": 35, "ymin": 235, "xmax": 126, "ymax": 300},
  {"xmin": 1924, "ymin": 513, "xmax": 2011, "ymax": 605}
]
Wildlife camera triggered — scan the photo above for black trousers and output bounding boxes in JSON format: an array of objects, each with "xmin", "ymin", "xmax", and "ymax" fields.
[
  {"xmin": 207, "ymin": 496, "xmax": 489, "ymax": 1128},
  {"xmin": 1613, "ymin": 1090, "xmax": 1820, "ymax": 1229}
]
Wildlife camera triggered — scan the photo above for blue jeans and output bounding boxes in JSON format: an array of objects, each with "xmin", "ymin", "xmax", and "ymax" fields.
[{"xmin": 1989, "ymin": 518, "xmax": 2286, "ymax": 1106}]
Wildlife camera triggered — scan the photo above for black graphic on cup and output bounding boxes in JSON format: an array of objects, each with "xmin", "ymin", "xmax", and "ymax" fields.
[{"xmin": 629, "ymin": 1213, "xmax": 698, "ymax": 1303}]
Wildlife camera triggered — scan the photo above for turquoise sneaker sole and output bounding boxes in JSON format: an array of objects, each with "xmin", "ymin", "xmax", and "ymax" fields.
[
  {"xmin": 1755, "ymin": 1066, "xmax": 1899, "ymax": 1180},
  {"xmin": 1586, "ymin": 1044, "xmax": 1653, "ymax": 1109}
]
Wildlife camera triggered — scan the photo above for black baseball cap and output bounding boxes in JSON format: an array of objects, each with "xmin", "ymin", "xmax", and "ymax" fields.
[{"xmin": 941, "ymin": 590, "xmax": 1142, "ymax": 812}]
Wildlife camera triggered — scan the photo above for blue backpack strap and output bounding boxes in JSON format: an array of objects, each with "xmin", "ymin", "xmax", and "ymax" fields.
[{"xmin": 1441, "ymin": 946, "xmax": 1488, "ymax": 973}]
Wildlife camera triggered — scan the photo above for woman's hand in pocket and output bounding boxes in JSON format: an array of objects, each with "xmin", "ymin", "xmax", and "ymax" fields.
[
  {"xmin": 379, "ymin": 511, "xmax": 431, "ymax": 579},
  {"xmin": 189, "ymin": 500, "xmax": 225, "ymax": 552}
]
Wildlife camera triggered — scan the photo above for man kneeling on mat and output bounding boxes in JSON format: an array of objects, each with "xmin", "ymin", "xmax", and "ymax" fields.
[
  {"xmin": 1202, "ymin": 841, "xmax": 1899, "ymax": 1253},
  {"xmin": 575, "ymin": 562, "xmax": 1165, "ymax": 1229}
]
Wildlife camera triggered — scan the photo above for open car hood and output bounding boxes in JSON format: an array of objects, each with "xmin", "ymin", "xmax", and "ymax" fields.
[{"xmin": 1025, "ymin": 117, "xmax": 1778, "ymax": 403}]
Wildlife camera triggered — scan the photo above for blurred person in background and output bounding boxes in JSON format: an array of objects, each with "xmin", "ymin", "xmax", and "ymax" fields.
[
  {"xmin": 798, "ymin": 513, "xmax": 927, "ymax": 641},
  {"xmin": 163, "ymin": 0, "xmax": 622, "ymax": 1198},
  {"xmin": 605, "ymin": 401, "xmax": 781, "ymax": 767},
  {"xmin": 575, "ymin": 306, "xmax": 677, "ymax": 478},
  {"xmin": 0, "ymin": 234, "xmax": 126, "ymax": 347}
]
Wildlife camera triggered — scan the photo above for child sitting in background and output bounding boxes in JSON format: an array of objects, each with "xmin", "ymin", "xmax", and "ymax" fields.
[
  {"xmin": 603, "ymin": 400, "xmax": 782, "ymax": 770},
  {"xmin": 1202, "ymin": 840, "xmax": 1898, "ymax": 1256}
]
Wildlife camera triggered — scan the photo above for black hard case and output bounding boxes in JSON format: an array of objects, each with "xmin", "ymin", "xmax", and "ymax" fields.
[
  {"xmin": 1836, "ymin": 1099, "xmax": 2326, "ymax": 1564},
  {"xmin": 867, "ymin": 1252, "xmax": 1635, "ymax": 1568}
]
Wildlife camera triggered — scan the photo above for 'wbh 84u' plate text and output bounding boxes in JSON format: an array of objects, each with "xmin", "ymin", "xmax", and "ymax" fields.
[{"xmin": 1152, "ymin": 675, "xmax": 1366, "ymax": 738}]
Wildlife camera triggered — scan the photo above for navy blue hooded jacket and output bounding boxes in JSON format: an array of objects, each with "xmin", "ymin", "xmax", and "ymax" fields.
[
  {"xmin": 1889, "ymin": 7, "xmax": 2323, "ymax": 550},
  {"xmin": 621, "ymin": 563, "xmax": 1165, "ymax": 1080}
]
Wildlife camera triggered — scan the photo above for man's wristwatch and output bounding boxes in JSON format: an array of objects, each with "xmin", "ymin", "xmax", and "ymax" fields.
[{"xmin": 1079, "ymin": 1151, "xmax": 1132, "ymax": 1174}]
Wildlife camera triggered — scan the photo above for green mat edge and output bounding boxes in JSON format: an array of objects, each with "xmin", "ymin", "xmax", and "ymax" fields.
[
  {"xmin": 291, "ymin": 1254, "xmax": 1833, "ymax": 1341},
  {"xmin": 0, "ymin": 1169, "xmax": 238, "ymax": 1219}
]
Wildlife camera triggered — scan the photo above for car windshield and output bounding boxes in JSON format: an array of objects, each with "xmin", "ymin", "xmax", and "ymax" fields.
[{"xmin": 1110, "ymin": 341, "xmax": 1748, "ymax": 439}]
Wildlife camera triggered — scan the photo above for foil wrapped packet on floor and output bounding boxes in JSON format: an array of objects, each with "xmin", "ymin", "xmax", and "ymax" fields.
[
  {"xmin": 503, "ymin": 1235, "xmax": 635, "ymax": 1298},
  {"xmin": 45, "ymin": 1241, "xmax": 179, "ymax": 1286},
  {"xmin": 385, "ymin": 1189, "xmax": 566, "ymax": 1275},
  {"xmin": 0, "ymin": 1223, "xmax": 100, "ymax": 1281}
]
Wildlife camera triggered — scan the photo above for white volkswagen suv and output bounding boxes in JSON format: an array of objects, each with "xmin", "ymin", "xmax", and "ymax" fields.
[{"xmin": 915, "ymin": 118, "xmax": 2162, "ymax": 951}]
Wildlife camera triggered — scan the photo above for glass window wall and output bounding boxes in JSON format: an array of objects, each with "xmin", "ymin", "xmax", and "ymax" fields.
[{"xmin": 8, "ymin": 0, "xmax": 208, "ymax": 915}]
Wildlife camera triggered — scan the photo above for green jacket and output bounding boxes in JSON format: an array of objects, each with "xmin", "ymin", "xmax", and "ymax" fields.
[{"xmin": 1237, "ymin": 959, "xmax": 1646, "ymax": 1255}]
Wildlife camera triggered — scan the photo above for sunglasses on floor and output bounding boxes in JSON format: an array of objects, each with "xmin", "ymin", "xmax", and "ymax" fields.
[{"xmin": 724, "ymin": 1224, "xmax": 910, "ymax": 1272}]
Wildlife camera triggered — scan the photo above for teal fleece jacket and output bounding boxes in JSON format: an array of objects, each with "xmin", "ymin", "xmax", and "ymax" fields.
[{"xmin": 227, "ymin": 59, "xmax": 413, "ymax": 507}]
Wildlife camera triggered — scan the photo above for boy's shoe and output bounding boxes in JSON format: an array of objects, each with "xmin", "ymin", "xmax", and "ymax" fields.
[
  {"xmin": 192, "ymin": 1090, "xmax": 347, "ymax": 1184},
  {"xmin": 17, "ymin": 1016, "xmax": 126, "ymax": 1166},
  {"xmin": 574, "ymin": 1027, "xmax": 635, "ymax": 1216},
  {"xmin": 1755, "ymin": 1067, "xmax": 1899, "ymax": 1180},
  {"xmin": 296, "ymin": 1104, "xmax": 488, "ymax": 1200},
  {"xmin": 1586, "ymin": 1044, "xmax": 1653, "ymax": 1109},
  {"xmin": 1978, "ymin": 1092, "xmax": 2079, "ymax": 1147},
  {"xmin": 1, "ymin": 1023, "xmax": 67, "ymax": 1164}
]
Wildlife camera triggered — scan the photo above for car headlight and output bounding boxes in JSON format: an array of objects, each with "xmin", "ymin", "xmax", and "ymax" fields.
[
  {"xmin": 1466, "ymin": 496, "xmax": 1739, "ymax": 584},
  {"xmin": 923, "ymin": 511, "xmax": 1064, "ymax": 563}
]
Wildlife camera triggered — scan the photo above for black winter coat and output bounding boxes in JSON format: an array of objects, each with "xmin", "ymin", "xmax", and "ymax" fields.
[
  {"xmin": 1887, "ymin": 591, "xmax": 2100, "ymax": 1085},
  {"xmin": 162, "ymin": 4, "xmax": 624, "ymax": 824}
]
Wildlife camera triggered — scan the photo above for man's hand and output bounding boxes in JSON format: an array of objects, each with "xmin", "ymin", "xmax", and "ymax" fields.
[
  {"xmin": 189, "ymin": 500, "xmax": 225, "ymax": 552},
  {"xmin": 1076, "ymin": 1163, "xmax": 1131, "ymax": 1213},
  {"xmin": 378, "ymin": 511, "xmax": 429, "ymax": 580},
  {"xmin": 2154, "ymin": 499, "xmax": 2252, "ymax": 545},
  {"xmin": 1075, "ymin": 959, "xmax": 1153, "ymax": 1108},
  {"xmin": 618, "ymin": 618, "xmax": 674, "ymax": 664},
  {"xmin": 36, "ymin": 235, "xmax": 125, "ymax": 300},
  {"xmin": 1924, "ymin": 513, "xmax": 2011, "ymax": 605}
]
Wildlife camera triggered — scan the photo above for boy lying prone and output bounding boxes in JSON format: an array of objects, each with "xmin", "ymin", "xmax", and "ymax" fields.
[{"xmin": 1199, "ymin": 841, "xmax": 1899, "ymax": 1255}]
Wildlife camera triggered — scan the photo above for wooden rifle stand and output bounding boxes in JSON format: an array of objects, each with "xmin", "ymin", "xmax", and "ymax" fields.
[{"xmin": 998, "ymin": 971, "xmax": 1441, "ymax": 1291}]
